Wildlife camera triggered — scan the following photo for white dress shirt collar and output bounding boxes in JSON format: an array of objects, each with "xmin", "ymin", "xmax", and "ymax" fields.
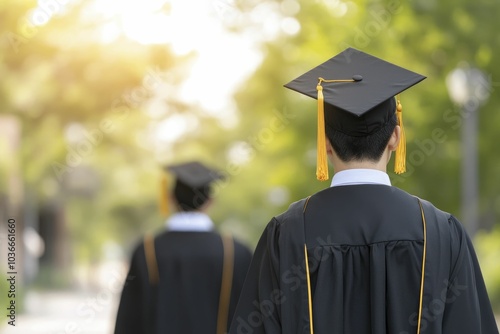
[
  {"xmin": 331, "ymin": 169, "xmax": 391, "ymax": 187},
  {"xmin": 166, "ymin": 212, "xmax": 214, "ymax": 232}
]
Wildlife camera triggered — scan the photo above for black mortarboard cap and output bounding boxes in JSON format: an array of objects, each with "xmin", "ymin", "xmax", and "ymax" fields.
[
  {"xmin": 284, "ymin": 48, "xmax": 426, "ymax": 180},
  {"xmin": 161, "ymin": 161, "xmax": 224, "ymax": 212},
  {"xmin": 166, "ymin": 161, "xmax": 224, "ymax": 189},
  {"xmin": 284, "ymin": 48, "xmax": 426, "ymax": 121}
]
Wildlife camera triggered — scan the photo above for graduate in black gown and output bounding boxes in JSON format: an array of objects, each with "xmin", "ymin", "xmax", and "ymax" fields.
[
  {"xmin": 115, "ymin": 161, "xmax": 252, "ymax": 334},
  {"xmin": 229, "ymin": 48, "xmax": 498, "ymax": 334}
]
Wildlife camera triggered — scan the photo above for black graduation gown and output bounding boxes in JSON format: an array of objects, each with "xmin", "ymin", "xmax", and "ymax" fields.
[
  {"xmin": 115, "ymin": 230, "xmax": 252, "ymax": 334},
  {"xmin": 229, "ymin": 185, "xmax": 498, "ymax": 334}
]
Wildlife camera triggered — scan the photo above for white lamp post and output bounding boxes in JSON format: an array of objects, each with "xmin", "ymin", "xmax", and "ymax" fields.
[{"xmin": 446, "ymin": 64, "xmax": 490, "ymax": 237}]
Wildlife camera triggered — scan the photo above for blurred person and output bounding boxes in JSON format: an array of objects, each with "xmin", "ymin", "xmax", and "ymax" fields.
[
  {"xmin": 115, "ymin": 161, "xmax": 252, "ymax": 334},
  {"xmin": 229, "ymin": 48, "xmax": 498, "ymax": 334},
  {"xmin": 23, "ymin": 226, "xmax": 45, "ymax": 285}
]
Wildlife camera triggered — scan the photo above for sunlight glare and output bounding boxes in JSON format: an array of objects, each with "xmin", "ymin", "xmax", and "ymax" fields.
[
  {"xmin": 155, "ymin": 114, "xmax": 199, "ymax": 143},
  {"xmin": 92, "ymin": 0, "xmax": 262, "ymax": 119},
  {"xmin": 91, "ymin": 0, "xmax": 273, "ymax": 143},
  {"xmin": 92, "ymin": 0, "xmax": 171, "ymax": 44}
]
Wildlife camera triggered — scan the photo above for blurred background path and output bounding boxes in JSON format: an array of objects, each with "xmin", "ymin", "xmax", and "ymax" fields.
[{"xmin": 2, "ymin": 289, "xmax": 118, "ymax": 334}]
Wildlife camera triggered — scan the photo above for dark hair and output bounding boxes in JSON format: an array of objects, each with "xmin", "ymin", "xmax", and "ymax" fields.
[
  {"xmin": 325, "ymin": 114, "xmax": 397, "ymax": 162},
  {"xmin": 173, "ymin": 181, "xmax": 211, "ymax": 212}
]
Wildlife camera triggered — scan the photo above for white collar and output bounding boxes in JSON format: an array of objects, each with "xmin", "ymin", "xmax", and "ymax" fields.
[
  {"xmin": 166, "ymin": 212, "xmax": 214, "ymax": 232},
  {"xmin": 330, "ymin": 169, "xmax": 391, "ymax": 187}
]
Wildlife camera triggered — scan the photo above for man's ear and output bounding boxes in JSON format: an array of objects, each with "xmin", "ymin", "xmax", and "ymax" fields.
[
  {"xmin": 199, "ymin": 198, "xmax": 213, "ymax": 212},
  {"xmin": 326, "ymin": 139, "xmax": 334, "ymax": 158},
  {"xmin": 387, "ymin": 125, "xmax": 401, "ymax": 152}
]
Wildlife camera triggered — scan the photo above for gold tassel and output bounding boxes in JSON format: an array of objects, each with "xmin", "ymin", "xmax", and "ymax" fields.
[
  {"xmin": 314, "ymin": 76, "xmax": 358, "ymax": 181},
  {"xmin": 316, "ymin": 81, "xmax": 329, "ymax": 181},
  {"xmin": 394, "ymin": 94, "xmax": 406, "ymax": 174},
  {"xmin": 159, "ymin": 175, "xmax": 170, "ymax": 216}
]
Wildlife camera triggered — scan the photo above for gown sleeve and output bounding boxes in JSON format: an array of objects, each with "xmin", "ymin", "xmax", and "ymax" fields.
[
  {"xmin": 229, "ymin": 219, "xmax": 283, "ymax": 334},
  {"xmin": 228, "ymin": 241, "xmax": 254, "ymax": 330},
  {"xmin": 442, "ymin": 216, "xmax": 499, "ymax": 334},
  {"xmin": 114, "ymin": 245, "xmax": 148, "ymax": 334}
]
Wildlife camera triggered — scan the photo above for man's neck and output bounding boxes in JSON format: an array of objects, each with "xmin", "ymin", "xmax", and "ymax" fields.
[
  {"xmin": 332, "ymin": 160, "xmax": 387, "ymax": 173},
  {"xmin": 329, "ymin": 146, "xmax": 391, "ymax": 173}
]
